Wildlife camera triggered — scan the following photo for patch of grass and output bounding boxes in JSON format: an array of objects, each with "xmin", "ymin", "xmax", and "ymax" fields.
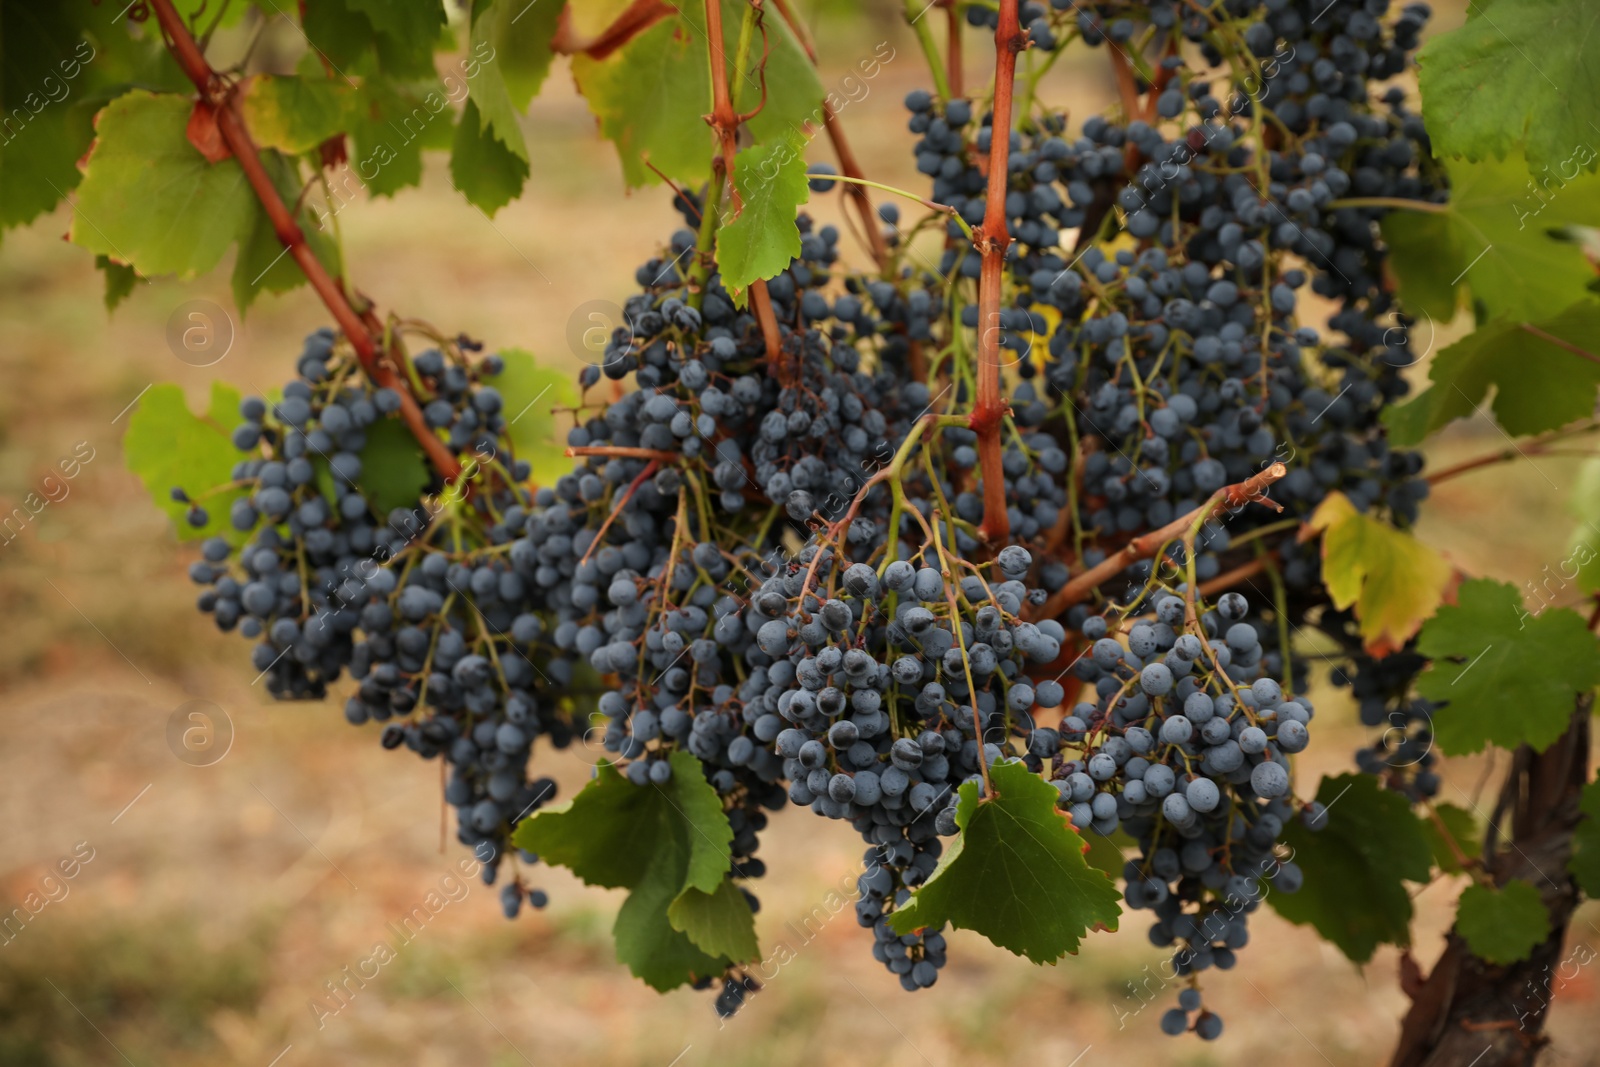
[{"xmin": 0, "ymin": 911, "xmax": 276, "ymax": 1066}]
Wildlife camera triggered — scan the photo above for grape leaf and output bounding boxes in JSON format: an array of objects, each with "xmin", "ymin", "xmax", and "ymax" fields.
[
  {"xmin": 70, "ymin": 91, "xmax": 255, "ymax": 278},
  {"xmin": 571, "ymin": 0, "xmax": 824, "ymax": 189},
  {"xmin": 95, "ymin": 254, "xmax": 138, "ymax": 311},
  {"xmin": 240, "ymin": 75, "xmax": 352, "ymax": 155},
  {"xmin": 356, "ymin": 417, "xmax": 432, "ymax": 517},
  {"xmin": 0, "ymin": 1, "xmax": 100, "ymax": 231},
  {"xmin": 717, "ymin": 134, "xmax": 811, "ymax": 304},
  {"xmin": 449, "ymin": 98, "xmax": 529, "ymax": 214},
  {"xmin": 232, "ymin": 150, "xmax": 343, "ymax": 315},
  {"xmin": 886, "ymin": 758, "xmax": 1121, "ymax": 963},
  {"xmin": 1568, "ymin": 779, "xmax": 1600, "ymax": 898},
  {"xmin": 1270, "ymin": 774, "xmax": 1434, "ymax": 963},
  {"xmin": 1423, "ymin": 803, "xmax": 1481, "ymax": 876},
  {"xmin": 464, "ymin": 0, "xmax": 566, "ymax": 161},
  {"xmin": 1415, "ymin": 579, "xmax": 1600, "ymax": 756},
  {"xmin": 667, "ymin": 876, "xmax": 758, "ymax": 962},
  {"xmin": 1417, "ymin": 0, "xmax": 1600, "ymax": 178},
  {"xmin": 123, "ymin": 382, "xmax": 248, "ymax": 543},
  {"xmin": 512, "ymin": 752, "xmax": 739, "ymax": 990},
  {"xmin": 1456, "ymin": 881, "xmax": 1550, "ymax": 966},
  {"xmin": 1381, "ymin": 158, "xmax": 1600, "ymax": 324},
  {"xmin": 1383, "ymin": 300, "xmax": 1600, "ymax": 445},
  {"xmin": 342, "ymin": 78, "xmax": 451, "ymax": 199},
  {"xmin": 1308, "ymin": 492, "xmax": 1451, "ymax": 655},
  {"xmin": 482, "ymin": 348, "xmax": 577, "ymax": 487},
  {"xmin": 566, "ymin": 0, "xmax": 633, "ymax": 37},
  {"xmin": 302, "ymin": 0, "xmax": 447, "ymax": 81}
]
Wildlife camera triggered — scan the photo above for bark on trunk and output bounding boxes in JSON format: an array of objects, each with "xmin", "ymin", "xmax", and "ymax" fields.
[{"xmin": 1390, "ymin": 701, "xmax": 1592, "ymax": 1067}]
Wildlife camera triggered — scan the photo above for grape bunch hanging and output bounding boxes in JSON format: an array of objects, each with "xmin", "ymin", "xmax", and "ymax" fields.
[{"xmin": 171, "ymin": 0, "xmax": 1444, "ymax": 1038}]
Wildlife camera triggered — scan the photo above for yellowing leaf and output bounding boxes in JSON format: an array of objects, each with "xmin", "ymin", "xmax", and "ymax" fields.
[
  {"xmin": 1309, "ymin": 493, "xmax": 1450, "ymax": 655},
  {"xmin": 240, "ymin": 75, "xmax": 352, "ymax": 154}
]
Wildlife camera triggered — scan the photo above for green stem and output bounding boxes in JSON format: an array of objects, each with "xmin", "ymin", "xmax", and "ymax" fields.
[
  {"xmin": 904, "ymin": 0, "xmax": 953, "ymax": 100},
  {"xmin": 687, "ymin": 171, "xmax": 727, "ymax": 310}
]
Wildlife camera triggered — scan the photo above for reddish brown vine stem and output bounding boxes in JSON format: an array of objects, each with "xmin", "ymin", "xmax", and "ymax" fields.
[
  {"xmin": 767, "ymin": 0, "xmax": 889, "ymax": 271},
  {"xmin": 704, "ymin": 0, "xmax": 785, "ymax": 378},
  {"xmin": 147, "ymin": 0, "xmax": 462, "ymax": 482},
  {"xmin": 971, "ymin": 0, "xmax": 1025, "ymax": 545},
  {"xmin": 549, "ymin": 0, "xmax": 675, "ymax": 60},
  {"xmin": 1030, "ymin": 463, "xmax": 1289, "ymax": 619}
]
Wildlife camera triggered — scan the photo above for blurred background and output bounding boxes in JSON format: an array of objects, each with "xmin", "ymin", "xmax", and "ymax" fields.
[{"xmin": 5, "ymin": 1, "xmax": 1600, "ymax": 1065}]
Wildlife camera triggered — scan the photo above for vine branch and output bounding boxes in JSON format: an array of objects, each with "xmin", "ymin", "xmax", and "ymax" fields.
[
  {"xmin": 147, "ymin": 0, "xmax": 461, "ymax": 482},
  {"xmin": 549, "ymin": 0, "xmax": 675, "ymax": 60},
  {"xmin": 704, "ymin": 0, "xmax": 785, "ymax": 377},
  {"xmin": 972, "ymin": 0, "xmax": 1025, "ymax": 545},
  {"xmin": 1031, "ymin": 463, "xmax": 1288, "ymax": 619}
]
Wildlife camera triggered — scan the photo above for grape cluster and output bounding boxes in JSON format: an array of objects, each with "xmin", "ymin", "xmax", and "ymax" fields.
[
  {"xmin": 1052, "ymin": 591, "xmax": 1320, "ymax": 1039},
  {"xmin": 745, "ymin": 547, "xmax": 1062, "ymax": 987},
  {"xmin": 182, "ymin": 329, "xmax": 565, "ymax": 898}
]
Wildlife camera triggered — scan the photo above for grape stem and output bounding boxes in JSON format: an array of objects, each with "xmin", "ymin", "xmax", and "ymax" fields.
[
  {"xmin": 766, "ymin": 0, "xmax": 891, "ymax": 272},
  {"xmin": 1031, "ymin": 462, "xmax": 1289, "ymax": 620},
  {"xmin": 1424, "ymin": 419, "xmax": 1600, "ymax": 485},
  {"xmin": 971, "ymin": 0, "xmax": 1025, "ymax": 545},
  {"xmin": 549, "ymin": 0, "xmax": 674, "ymax": 60},
  {"xmin": 703, "ymin": 0, "xmax": 786, "ymax": 380},
  {"xmin": 903, "ymin": 0, "xmax": 954, "ymax": 100},
  {"xmin": 566, "ymin": 445, "xmax": 680, "ymax": 462},
  {"xmin": 812, "ymin": 174, "xmax": 976, "ymax": 242},
  {"xmin": 146, "ymin": 0, "xmax": 462, "ymax": 483}
]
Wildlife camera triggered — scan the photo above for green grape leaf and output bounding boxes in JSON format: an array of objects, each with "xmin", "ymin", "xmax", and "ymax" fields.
[
  {"xmin": 1568, "ymin": 780, "xmax": 1600, "ymax": 898},
  {"xmin": 0, "ymin": 2, "xmax": 99, "ymax": 232},
  {"xmin": 481, "ymin": 348, "xmax": 577, "ymax": 488},
  {"xmin": 240, "ymin": 74, "xmax": 352, "ymax": 154},
  {"xmin": 572, "ymin": 0, "xmax": 824, "ymax": 189},
  {"xmin": 232, "ymin": 150, "xmax": 343, "ymax": 315},
  {"xmin": 449, "ymin": 98, "xmax": 529, "ymax": 215},
  {"xmin": 513, "ymin": 751, "xmax": 736, "ymax": 991},
  {"xmin": 1308, "ymin": 492, "xmax": 1451, "ymax": 655},
  {"xmin": 1564, "ymin": 457, "xmax": 1600, "ymax": 595},
  {"xmin": 356, "ymin": 417, "xmax": 432, "ymax": 517},
  {"xmin": 123, "ymin": 382, "xmax": 248, "ymax": 543},
  {"xmin": 1384, "ymin": 300, "xmax": 1600, "ymax": 445},
  {"xmin": 1418, "ymin": 0, "xmax": 1600, "ymax": 178},
  {"xmin": 95, "ymin": 255, "xmax": 138, "ymax": 311},
  {"xmin": 302, "ymin": 0, "xmax": 447, "ymax": 81},
  {"xmin": 464, "ymin": 0, "xmax": 566, "ymax": 160},
  {"xmin": 70, "ymin": 91, "xmax": 255, "ymax": 279},
  {"xmin": 667, "ymin": 876, "xmax": 759, "ymax": 963},
  {"xmin": 717, "ymin": 134, "xmax": 811, "ymax": 304},
  {"xmin": 1381, "ymin": 157, "xmax": 1600, "ymax": 324},
  {"xmin": 1423, "ymin": 803, "xmax": 1481, "ymax": 876},
  {"xmin": 886, "ymin": 759, "xmax": 1121, "ymax": 963},
  {"xmin": 1415, "ymin": 579, "xmax": 1600, "ymax": 756},
  {"xmin": 1456, "ymin": 881, "xmax": 1551, "ymax": 966},
  {"xmin": 343, "ymin": 78, "xmax": 451, "ymax": 199},
  {"xmin": 1270, "ymin": 774, "xmax": 1434, "ymax": 964}
]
